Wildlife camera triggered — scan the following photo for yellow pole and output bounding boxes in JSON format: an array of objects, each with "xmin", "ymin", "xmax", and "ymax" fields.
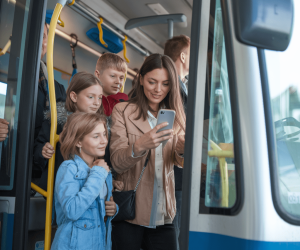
[
  {"xmin": 31, "ymin": 183, "xmax": 48, "ymax": 198},
  {"xmin": 208, "ymin": 140, "xmax": 231, "ymax": 207},
  {"xmin": 120, "ymin": 72, "xmax": 126, "ymax": 93},
  {"xmin": 120, "ymin": 35, "xmax": 130, "ymax": 93},
  {"xmin": 0, "ymin": 37, "xmax": 11, "ymax": 56},
  {"xmin": 122, "ymin": 35, "xmax": 130, "ymax": 63},
  {"xmin": 44, "ymin": 3, "xmax": 62, "ymax": 250},
  {"xmin": 97, "ymin": 18, "xmax": 108, "ymax": 47}
]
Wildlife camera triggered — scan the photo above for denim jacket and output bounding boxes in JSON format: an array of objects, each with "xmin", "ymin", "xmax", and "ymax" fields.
[{"xmin": 51, "ymin": 155, "xmax": 118, "ymax": 250}]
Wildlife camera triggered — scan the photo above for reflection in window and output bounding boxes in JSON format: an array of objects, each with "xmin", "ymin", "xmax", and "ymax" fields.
[
  {"xmin": 200, "ymin": 0, "xmax": 236, "ymax": 213},
  {"xmin": 0, "ymin": 82, "xmax": 7, "ymax": 118},
  {"xmin": 0, "ymin": 2, "xmax": 12, "ymax": 189},
  {"xmin": 265, "ymin": 0, "xmax": 300, "ymax": 220},
  {"xmin": 0, "ymin": 0, "xmax": 30, "ymax": 190}
]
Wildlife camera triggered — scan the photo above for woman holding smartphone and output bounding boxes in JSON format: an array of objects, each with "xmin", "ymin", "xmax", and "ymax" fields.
[{"xmin": 110, "ymin": 53, "xmax": 186, "ymax": 250}]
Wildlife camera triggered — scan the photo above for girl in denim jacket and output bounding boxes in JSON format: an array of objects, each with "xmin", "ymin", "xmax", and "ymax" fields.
[{"xmin": 51, "ymin": 113, "xmax": 118, "ymax": 250}]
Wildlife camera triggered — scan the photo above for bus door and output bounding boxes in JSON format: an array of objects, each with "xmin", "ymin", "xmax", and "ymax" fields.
[
  {"xmin": 0, "ymin": 0, "xmax": 46, "ymax": 249},
  {"xmin": 181, "ymin": 0, "xmax": 242, "ymax": 248},
  {"xmin": 180, "ymin": 0, "xmax": 298, "ymax": 249}
]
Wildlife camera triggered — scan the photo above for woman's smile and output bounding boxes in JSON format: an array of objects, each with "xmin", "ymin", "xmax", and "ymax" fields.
[{"xmin": 151, "ymin": 93, "xmax": 162, "ymax": 99}]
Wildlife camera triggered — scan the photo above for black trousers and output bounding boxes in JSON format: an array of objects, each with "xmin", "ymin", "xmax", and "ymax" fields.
[{"xmin": 112, "ymin": 221, "xmax": 177, "ymax": 250}]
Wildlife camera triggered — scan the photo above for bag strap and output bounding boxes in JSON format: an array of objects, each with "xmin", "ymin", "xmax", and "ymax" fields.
[{"xmin": 134, "ymin": 152, "xmax": 150, "ymax": 192}]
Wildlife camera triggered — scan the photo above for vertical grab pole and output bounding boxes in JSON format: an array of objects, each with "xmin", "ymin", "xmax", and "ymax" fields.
[
  {"xmin": 120, "ymin": 72, "xmax": 126, "ymax": 93},
  {"xmin": 44, "ymin": 3, "xmax": 63, "ymax": 250},
  {"xmin": 168, "ymin": 19, "xmax": 173, "ymax": 39},
  {"xmin": 121, "ymin": 35, "xmax": 129, "ymax": 93},
  {"xmin": 208, "ymin": 140, "xmax": 234, "ymax": 207}
]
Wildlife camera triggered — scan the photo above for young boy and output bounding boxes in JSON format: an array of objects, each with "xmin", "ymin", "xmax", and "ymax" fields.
[
  {"xmin": 94, "ymin": 53, "xmax": 127, "ymax": 192},
  {"xmin": 94, "ymin": 53, "xmax": 128, "ymax": 116}
]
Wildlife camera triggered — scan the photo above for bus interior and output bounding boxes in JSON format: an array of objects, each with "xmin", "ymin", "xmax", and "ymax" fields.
[{"xmin": 1, "ymin": 0, "xmax": 300, "ymax": 249}]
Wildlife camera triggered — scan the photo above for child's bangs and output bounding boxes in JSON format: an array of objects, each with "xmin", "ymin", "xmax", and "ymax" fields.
[
  {"xmin": 104, "ymin": 62, "xmax": 127, "ymax": 74},
  {"xmin": 97, "ymin": 53, "xmax": 127, "ymax": 73}
]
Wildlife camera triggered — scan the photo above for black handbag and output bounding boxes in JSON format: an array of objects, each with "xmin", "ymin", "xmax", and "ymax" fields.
[{"xmin": 112, "ymin": 157, "xmax": 149, "ymax": 222}]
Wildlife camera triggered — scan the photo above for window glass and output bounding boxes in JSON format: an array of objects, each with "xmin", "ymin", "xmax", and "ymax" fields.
[
  {"xmin": 265, "ymin": 1, "xmax": 300, "ymax": 219},
  {"xmin": 0, "ymin": 0, "xmax": 31, "ymax": 190},
  {"xmin": 200, "ymin": 0, "xmax": 236, "ymax": 213}
]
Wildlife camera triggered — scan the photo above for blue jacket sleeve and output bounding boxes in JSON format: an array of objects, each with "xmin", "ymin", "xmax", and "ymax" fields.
[{"xmin": 55, "ymin": 162, "xmax": 108, "ymax": 221}]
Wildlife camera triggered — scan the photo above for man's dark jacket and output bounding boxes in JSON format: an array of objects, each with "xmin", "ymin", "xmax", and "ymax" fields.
[
  {"xmin": 32, "ymin": 65, "xmax": 66, "ymax": 173},
  {"xmin": 34, "ymin": 65, "xmax": 66, "ymax": 140}
]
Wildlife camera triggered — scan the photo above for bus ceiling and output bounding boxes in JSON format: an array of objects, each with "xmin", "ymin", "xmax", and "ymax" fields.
[
  {"xmin": 125, "ymin": 14, "xmax": 187, "ymax": 39},
  {"xmin": 70, "ymin": 0, "xmax": 192, "ymax": 52},
  {"xmin": 68, "ymin": 2, "xmax": 150, "ymax": 56}
]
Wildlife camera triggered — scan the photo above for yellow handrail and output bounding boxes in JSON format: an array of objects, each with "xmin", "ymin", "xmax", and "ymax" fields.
[
  {"xmin": 58, "ymin": 14, "xmax": 65, "ymax": 27},
  {"xmin": 120, "ymin": 72, "xmax": 126, "ymax": 93},
  {"xmin": 122, "ymin": 35, "xmax": 130, "ymax": 63},
  {"xmin": 68, "ymin": 0, "xmax": 75, "ymax": 5},
  {"xmin": 97, "ymin": 18, "xmax": 108, "ymax": 48},
  {"xmin": 45, "ymin": 4, "xmax": 62, "ymax": 249},
  {"xmin": 31, "ymin": 182, "xmax": 48, "ymax": 198},
  {"xmin": 120, "ymin": 35, "xmax": 130, "ymax": 93},
  {"xmin": 30, "ymin": 3, "xmax": 63, "ymax": 250},
  {"xmin": 208, "ymin": 140, "xmax": 234, "ymax": 207},
  {"xmin": 208, "ymin": 150, "xmax": 234, "ymax": 158},
  {"xmin": 0, "ymin": 36, "xmax": 11, "ymax": 56}
]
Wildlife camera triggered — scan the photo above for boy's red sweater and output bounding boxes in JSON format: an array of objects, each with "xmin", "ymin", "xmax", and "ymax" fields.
[{"xmin": 102, "ymin": 92, "xmax": 128, "ymax": 116}]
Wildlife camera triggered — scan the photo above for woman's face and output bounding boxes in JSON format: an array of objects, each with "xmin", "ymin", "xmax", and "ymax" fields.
[
  {"xmin": 71, "ymin": 84, "xmax": 103, "ymax": 113},
  {"xmin": 141, "ymin": 68, "xmax": 170, "ymax": 110},
  {"xmin": 78, "ymin": 122, "xmax": 108, "ymax": 164}
]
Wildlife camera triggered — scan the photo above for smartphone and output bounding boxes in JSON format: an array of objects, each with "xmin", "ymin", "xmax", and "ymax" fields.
[{"xmin": 156, "ymin": 109, "xmax": 176, "ymax": 135}]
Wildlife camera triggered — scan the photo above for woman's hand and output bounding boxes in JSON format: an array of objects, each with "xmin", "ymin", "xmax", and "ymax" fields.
[
  {"xmin": 133, "ymin": 122, "xmax": 173, "ymax": 156},
  {"xmin": 42, "ymin": 142, "xmax": 55, "ymax": 159},
  {"xmin": 105, "ymin": 196, "xmax": 117, "ymax": 216},
  {"xmin": 175, "ymin": 135, "xmax": 185, "ymax": 155},
  {"xmin": 113, "ymin": 180, "xmax": 124, "ymax": 191},
  {"xmin": 93, "ymin": 159, "xmax": 110, "ymax": 172}
]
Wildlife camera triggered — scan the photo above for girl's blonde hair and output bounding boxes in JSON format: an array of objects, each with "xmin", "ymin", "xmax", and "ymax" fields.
[
  {"xmin": 96, "ymin": 52, "xmax": 127, "ymax": 74},
  {"xmin": 60, "ymin": 112, "xmax": 108, "ymax": 160},
  {"xmin": 65, "ymin": 72, "xmax": 104, "ymax": 115}
]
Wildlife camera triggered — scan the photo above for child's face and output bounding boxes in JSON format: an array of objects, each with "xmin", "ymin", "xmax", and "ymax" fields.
[
  {"xmin": 71, "ymin": 84, "xmax": 103, "ymax": 113},
  {"xmin": 78, "ymin": 123, "xmax": 108, "ymax": 163},
  {"xmin": 95, "ymin": 68, "xmax": 125, "ymax": 96}
]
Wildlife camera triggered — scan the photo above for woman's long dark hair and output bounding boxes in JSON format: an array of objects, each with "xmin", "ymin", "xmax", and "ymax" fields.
[{"xmin": 128, "ymin": 54, "xmax": 186, "ymax": 133}]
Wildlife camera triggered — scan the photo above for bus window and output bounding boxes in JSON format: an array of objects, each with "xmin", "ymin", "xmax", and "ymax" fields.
[
  {"xmin": 0, "ymin": 82, "xmax": 8, "ymax": 118},
  {"xmin": 199, "ymin": 0, "xmax": 237, "ymax": 214},
  {"xmin": 0, "ymin": 0, "xmax": 30, "ymax": 190},
  {"xmin": 264, "ymin": 0, "xmax": 300, "ymax": 222}
]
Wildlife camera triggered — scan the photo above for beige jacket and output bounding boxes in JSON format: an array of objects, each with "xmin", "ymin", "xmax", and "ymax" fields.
[{"xmin": 110, "ymin": 102, "xmax": 184, "ymax": 226}]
